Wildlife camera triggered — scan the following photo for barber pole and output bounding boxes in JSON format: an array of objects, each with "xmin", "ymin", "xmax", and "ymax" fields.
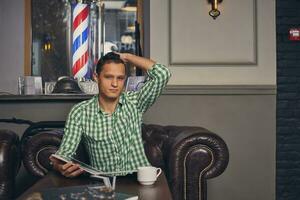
[{"xmin": 72, "ymin": 3, "xmax": 90, "ymax": 78}]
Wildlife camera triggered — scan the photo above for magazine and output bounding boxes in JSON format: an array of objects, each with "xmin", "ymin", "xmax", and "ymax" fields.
[
  {"xmin": 51, "ymin": 154, "xmax": 136, "ymax": 176},
  {"xmin": 40, "ymin": 184, "xmax": 138, "ymax": 200},
  {"xmin": 51, "ymin": 154, "xmax": 104, "ymax": 175}
]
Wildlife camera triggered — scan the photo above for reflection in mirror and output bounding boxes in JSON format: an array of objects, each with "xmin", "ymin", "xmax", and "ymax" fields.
[
  {"xmin": 31, "ymin": 0, "xmax": 71, "ymax": 82},
  {"xmin": 29, "ymin": 0, "xmax": 140, "ymax": 83}
]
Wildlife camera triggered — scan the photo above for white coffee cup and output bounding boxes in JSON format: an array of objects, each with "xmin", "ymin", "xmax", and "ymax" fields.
[{"xmin": 137, "ymin": 166, "xmax": 162, "ymax": 185}]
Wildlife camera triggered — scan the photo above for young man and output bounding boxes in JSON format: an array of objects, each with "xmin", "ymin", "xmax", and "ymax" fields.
[{"xmin": 50, "ymin": 52, "xmax": 171, "ymax": 177}]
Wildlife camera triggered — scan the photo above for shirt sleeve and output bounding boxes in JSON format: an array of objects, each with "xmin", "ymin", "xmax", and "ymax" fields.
[
  {"xmin": 56, "ymin": 105, "xmax": 83, "ymax": 158},
  {"xmin": 136, "ymin": 63, "xmax": 171, "ymax": 113}
]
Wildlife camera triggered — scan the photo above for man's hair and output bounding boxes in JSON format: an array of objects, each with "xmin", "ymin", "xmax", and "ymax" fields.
[{"xmin": 96, "ymin": 52, "xmax": 126, "ymax": 75}]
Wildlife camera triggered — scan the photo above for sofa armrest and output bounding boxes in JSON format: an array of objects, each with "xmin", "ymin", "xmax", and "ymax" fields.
[
  {"xmin": 0, "ymin": 129, "xmax": 21, "ymax": 200},
  {"xmin": 22, "ymin": 130, "xmax": 63, "ymax": 177},
  {"xmin": 143, "ymin": 125, "xmax": 229, "ymax": 200},
  {"xmin": 22, "ymin": 129, "xmax": 89, "ymax": 177}
]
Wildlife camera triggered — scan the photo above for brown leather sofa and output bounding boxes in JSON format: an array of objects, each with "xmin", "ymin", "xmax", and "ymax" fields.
[
  {"xmin": 0, "ymin": 129, "xmax": 21, "ymax": 200},
  {"xmin": 19, "ymin": 121, "xmax": 229, "ymax": 200}
]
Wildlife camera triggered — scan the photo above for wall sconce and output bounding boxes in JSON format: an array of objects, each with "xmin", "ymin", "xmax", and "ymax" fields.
[
  {"xmin": 208, "ymin": 0, "xmax": 223, "ymax": 20},
  {"xmin": 43, "ymin": 34, "xmax": 52, "ymax": 51}
]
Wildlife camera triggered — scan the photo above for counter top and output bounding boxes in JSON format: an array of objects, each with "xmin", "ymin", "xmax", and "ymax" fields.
[
  {"xmin": 0, "ymin": 94, "xmax": 94, "ymax": 102},
  {"xmin": 0, "ymin": 85, "xmax": 277, "ymax": 102}
]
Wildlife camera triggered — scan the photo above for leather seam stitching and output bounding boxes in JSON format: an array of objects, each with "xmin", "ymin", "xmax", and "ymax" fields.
[
  {"xmin": 183, "ymin": 145, "xmax": 214, "ymax": 200},
  {"xmin": 35, "ymin": 146, "xmax": 53, "ymax": 174}
]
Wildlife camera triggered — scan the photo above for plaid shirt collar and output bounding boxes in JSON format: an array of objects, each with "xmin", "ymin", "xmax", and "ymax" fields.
[{"xmin": 93, "ymin": 93, "xmax": 126, "ymax": 115}]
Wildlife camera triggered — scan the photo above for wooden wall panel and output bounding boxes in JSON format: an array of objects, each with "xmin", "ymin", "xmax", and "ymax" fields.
[{"xmin": 170, "ymin": 0, "xmax": 257, "ymax": 65}]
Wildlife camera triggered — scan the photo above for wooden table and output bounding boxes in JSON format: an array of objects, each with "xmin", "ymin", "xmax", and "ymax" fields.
[{"xmin": 17, "ymin": 171, "xmax": 172, "ymax": 200}]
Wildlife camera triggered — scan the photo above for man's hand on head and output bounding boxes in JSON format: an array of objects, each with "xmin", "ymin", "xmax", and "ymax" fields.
[
  {"xmin": 49, "ymin": 155, "xmax": 85, "ymax": 178},
  {"xmin": 113, "ymin": 52, "xmax": 129, "ymax": 63},
  {"xmin": 113, "ymin": 52, "xmax": 155, "ymax": 71}
]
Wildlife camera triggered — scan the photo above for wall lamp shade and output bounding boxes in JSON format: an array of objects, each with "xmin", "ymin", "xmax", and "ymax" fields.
[
  {"xmin": 208, "ymin": 0, "xmax": 223, "ymax": 19},
  {"xmin": 43, "ymin": 34, "xmax": 52, "ymax": 51}
]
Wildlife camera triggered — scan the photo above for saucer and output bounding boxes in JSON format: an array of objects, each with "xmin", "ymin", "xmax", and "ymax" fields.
[{"xmin": 138, "ymin": 180, "xmax": 155, "ymax": 185}]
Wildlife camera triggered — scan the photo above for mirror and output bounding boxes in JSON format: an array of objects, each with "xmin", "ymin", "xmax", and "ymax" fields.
[
  {"xmin": 31, "ymin": 0, "xmax": 71, "ymax": 82},
  {"xmin": 25, "ymin": 0, "xmax": 142, "ymax": 82}
]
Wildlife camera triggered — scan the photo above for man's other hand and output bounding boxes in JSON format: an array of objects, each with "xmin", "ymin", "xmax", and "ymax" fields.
[
  {"xmin": 49, "ymin": 155, "xmax": 84, "ymax": 178},
  {"xmin": 113, "ymin": 52, "xmax": 155, "ymax": 71}
]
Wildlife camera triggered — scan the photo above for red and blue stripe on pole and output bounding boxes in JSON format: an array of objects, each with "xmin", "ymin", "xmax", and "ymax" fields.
[{"xmin": 72, "ymin": 3, "xmax": 91, "ymax": 79}]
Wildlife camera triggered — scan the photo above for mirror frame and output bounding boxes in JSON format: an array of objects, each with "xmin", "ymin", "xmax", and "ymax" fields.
[{"xmin": 24, "ymin": 0, "xmax": 32, "ymax": 76}]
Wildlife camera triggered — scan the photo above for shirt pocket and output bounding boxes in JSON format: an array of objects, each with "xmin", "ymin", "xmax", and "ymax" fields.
[
  {"xmin": 84, "ymin": 121, "xmax": 110, "ymax": 148},
  {"xmin": 83, "ymin": 132, "xmax": 112, "ymax": 160},
  {"xmin": 84, "ymin": 116, "xmax": 108, "ymax": 140},
  {"xmin": 83, "ymin": 120, "xmax": 110, "ymax": 143}
]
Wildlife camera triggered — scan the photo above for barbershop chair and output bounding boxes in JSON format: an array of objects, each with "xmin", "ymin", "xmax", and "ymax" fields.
[
  {"xmin": 21, "ymin": 122, "xmax": 229, "ymax": 200},
  {"xmin": 0, "ymin": 129, "xmax": 21, "ymax": 200}
]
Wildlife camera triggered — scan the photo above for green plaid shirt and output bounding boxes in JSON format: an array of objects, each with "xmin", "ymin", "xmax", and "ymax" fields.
[{"xmin": 57, "ymin": 63, "xmax": 171, "ymax": 174}]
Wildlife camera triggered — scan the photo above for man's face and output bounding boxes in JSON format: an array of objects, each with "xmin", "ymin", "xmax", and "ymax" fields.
[{"xmin": 94, "ymin": 62, "xmax": 126, "ymax": 101}]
